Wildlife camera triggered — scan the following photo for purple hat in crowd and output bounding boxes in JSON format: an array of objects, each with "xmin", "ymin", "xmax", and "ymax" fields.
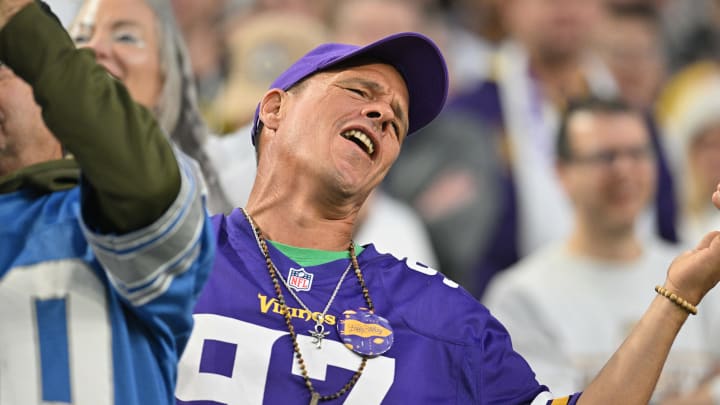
[{"xmin": 251, "ymin": 32, "xmax": 449, "ymax": 145}]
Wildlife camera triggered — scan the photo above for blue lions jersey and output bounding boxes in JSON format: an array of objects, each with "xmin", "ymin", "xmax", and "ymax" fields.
[
  {"xmin": 0, "ymin": 157, "xmax": 214, "ymax": 405},
  {"xmin": 176, "ymin": 209, "xmax": 581, "ymax": 404}
]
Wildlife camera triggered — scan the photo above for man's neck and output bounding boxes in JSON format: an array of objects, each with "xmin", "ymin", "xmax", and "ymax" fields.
[
  {"xmin": 245, "ymin": 184, "xmax": 361, "ymax": 252},
  {"xmin": 567, "ymin": 224, "xmax": 643, "ymax": 262}
]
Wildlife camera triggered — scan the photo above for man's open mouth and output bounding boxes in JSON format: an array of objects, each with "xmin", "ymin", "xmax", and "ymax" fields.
[{"xmin": 341, "ymin": 129, "xmax": 375, "ymax": 156}]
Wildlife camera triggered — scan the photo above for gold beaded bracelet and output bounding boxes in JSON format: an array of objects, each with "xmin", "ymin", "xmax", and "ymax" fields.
[{"xmin": 654, "ymin": 285, "xmax": 698, "ymax": 315}]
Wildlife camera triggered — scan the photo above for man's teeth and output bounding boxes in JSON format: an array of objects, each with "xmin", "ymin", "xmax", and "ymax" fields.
[{"xmin": 342, "ymin": 129, "xmax": 375, "ymax": 155}]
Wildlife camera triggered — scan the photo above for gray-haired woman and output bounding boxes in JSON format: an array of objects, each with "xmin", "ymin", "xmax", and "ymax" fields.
[{"xmin": 69, "ymin": 0, "xmax": 232, "ymax": 215}]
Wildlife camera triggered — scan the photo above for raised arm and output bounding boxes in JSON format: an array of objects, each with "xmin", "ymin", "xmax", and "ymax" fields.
[
  {"xmin": 0, "ymin": 0, "xmax": 180, "ymax": 233},
  {"xmin": 577, "ymin": 230, "xmax": 720, "ymax": 404},
  {"xmin": 0, "ymin": 0, "xmax": 213, "ymax": 346}
]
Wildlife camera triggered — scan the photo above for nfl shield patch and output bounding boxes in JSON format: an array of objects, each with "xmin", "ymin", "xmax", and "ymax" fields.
[{"xmin": 287, "ymin": 267, "xmax": 314, "ymax": 291}]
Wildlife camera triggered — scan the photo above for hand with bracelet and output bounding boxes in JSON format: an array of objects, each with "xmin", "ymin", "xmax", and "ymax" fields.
[
  {"xmin": 576, "ymin": 185, "xmax": 720, "ymax": 405},
  {"xmin": 661, "ymin": 181, "xmax": 720, "ymax": 315},
  {"xmin": 643, "ymin": 183, "xmax": 720, "ymax": 405},
  {"xmin": 659, "ymin": 230, "xmax": 720, "ymax": 315},
  {"xmin": 655, "ymin": 184, "xmax": 720, "ymax": 322}
]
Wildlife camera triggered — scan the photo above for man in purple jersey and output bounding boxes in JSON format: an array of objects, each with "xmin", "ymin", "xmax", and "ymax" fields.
[{"xmin": 176, "ymin": 31, "xmax": 720, "ymax": 405}]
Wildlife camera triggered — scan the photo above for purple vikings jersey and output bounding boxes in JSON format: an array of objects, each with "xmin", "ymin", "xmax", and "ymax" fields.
[{"xmin": 176, "ymin": 209, "xmax": 582, "ymax": 404}]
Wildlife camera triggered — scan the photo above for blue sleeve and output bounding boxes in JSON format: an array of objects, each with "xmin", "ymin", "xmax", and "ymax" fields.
[{"xmin": 81, "ymin": 153, "xmax": 214, "ymax": 353}]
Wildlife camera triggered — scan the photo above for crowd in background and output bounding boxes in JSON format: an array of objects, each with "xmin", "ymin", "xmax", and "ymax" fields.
[
  {"xmin": 42, "ymin": 0, "xmax": 718, "ymax": 285},
  {"xmin": 36, "ymin": 0, "xmax": 720, "ymax": 401}
]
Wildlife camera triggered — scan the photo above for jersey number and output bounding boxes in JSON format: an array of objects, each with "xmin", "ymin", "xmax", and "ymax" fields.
[
  {"xmin": 177, "ymin": 314, "xmax": 396, "ymax": 404},
  {"xmin": 0, "ymin": 260, "xmax": 112, "ymax": 404}
]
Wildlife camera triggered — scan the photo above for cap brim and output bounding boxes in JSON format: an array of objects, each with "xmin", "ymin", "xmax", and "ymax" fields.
[{"xmin": 324, "ymin": 32, "xmax": 448, "ymax": 136}]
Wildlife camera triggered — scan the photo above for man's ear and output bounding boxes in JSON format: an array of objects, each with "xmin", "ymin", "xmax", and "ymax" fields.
[{"xmin": 258, "ymin": 89, "xmax": 284, "ymax": 132}]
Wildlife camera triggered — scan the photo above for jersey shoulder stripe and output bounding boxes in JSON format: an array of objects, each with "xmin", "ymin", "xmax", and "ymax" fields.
[{"xmin": 82, "ymin": 153, "xmax": 209, "ymax": 304}]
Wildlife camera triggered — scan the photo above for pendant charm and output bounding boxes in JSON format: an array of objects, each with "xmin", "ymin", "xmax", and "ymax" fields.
[
  {"xmin": 310, "ymin": 392, "xmax": 320, "ymax": 405},
  {"xmin": 337, "ymin": 308, "xmax": 393, "ymax": 356},
  {"xmin": 308, "ymin": 323, "xmax": 330, "ymax": 349}
]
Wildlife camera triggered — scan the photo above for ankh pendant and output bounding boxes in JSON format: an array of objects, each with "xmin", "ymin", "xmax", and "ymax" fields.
[
  {"xmin": 310, "ymin": 392, "xmax": 320, "ymax": 405},
  {"xmin": 308, "ymin": 323, "xmax": 330, "ymax": 349}
]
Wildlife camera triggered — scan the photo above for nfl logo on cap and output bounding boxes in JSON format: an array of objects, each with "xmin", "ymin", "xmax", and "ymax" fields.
[{"xmin": 288, "ymin": 268, "xmax": 313, "ymax": 291}]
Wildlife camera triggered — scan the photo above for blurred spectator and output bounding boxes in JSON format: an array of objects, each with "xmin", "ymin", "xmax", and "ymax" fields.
[
  {"xmin": 387, "ymin": 0, "xmax": 622, "ymax": 298},
  {"xmin": 207, "ymin": 11, "xmax": 328, "ymax": 134},
  {"xmin": 253, "ymin": 0, "xmax": 332, "ymax": 21},
  {"xmin": 170, "ymin": 0, "xmax": 235, "ymax": 112},
  {"xmin": 595, "ymin": 3, "xmax": 667, "ymax": 111},
  {"xmin": 488, "ymin": 0, "xmax": 616, "ymax": 253},
  {"xmin": 660, "ymin": 0, "xmax": 720, "ymax": 73},
  {"xmin": 444, "ymin": 0, "xmax": 506, "ymax": 93},
  {"xmin": 329, "ymin": 0, "xmax": 425, "ymax": 46},
  {"xmin": 382, "ymin": 111, "xmax": 502, "ymax": 289},
  {"xmin": 484, "ymin": 98, "xmax": 720, "ymax": 403},
  {"xmin": 591, "ymin": 1, "xmax": 678, "ymax": 248},
  {"xmin": 660, "ymin": 65, "xmax": 720, "ymax": 246},
  {"xmin": 70, "ymin": 0, "xmax": 233, "ymax": 214}
]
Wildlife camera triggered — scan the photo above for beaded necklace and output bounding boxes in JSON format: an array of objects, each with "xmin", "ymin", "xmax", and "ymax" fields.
[
  {"xmin": 245, "ymin": 210, "xmax": 353, "ymax": 349},
  {"xmin": 241, "ymin": 209, "xmax": 374, "ymax": 405}
]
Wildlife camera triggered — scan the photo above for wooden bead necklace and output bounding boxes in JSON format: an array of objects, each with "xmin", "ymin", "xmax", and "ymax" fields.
[{"xmin": 242, "ymin": 209, "xmax": 374, "ymax": 404}]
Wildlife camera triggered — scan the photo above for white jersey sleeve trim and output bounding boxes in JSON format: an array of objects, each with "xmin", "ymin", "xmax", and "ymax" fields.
[
  {"xmin": 109, "ymin": 239, "xmax": 202, "ymax": 307},
  {"xmin": 531, "ymin": 391, "xmax": 555, "ymax": 405},
  {"xmin": 81, "ymin": 150, "xmax": 208, "ymax": 299}
]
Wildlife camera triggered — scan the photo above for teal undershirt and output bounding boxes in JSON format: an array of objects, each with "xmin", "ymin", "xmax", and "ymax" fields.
[{"xmin": 269, "ymin": 241, "xmax": 365, "ymax": 267}]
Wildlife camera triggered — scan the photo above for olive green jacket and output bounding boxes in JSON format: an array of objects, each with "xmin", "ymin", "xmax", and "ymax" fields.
[{"xmin": 0, "ymin": 2, "xmax": 180, "ymax": 234}]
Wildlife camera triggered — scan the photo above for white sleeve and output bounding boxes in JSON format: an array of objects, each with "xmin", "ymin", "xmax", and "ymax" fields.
[
  {"xmin": 80, "ymin": 150, "xmax": 208, "ymax": 306},
  {"xmin": 531, "ymin": 391, "xmax": 556, "ymax": 405}
]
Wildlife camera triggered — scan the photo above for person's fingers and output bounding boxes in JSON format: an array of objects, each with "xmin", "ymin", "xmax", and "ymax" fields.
[
  {"xmin": 713, "ymin": 188, "xmax": 720, "ymax": 210},
  {"xmin": 692, "ymin": 231, "xmax": 720, "ymax": 251}
]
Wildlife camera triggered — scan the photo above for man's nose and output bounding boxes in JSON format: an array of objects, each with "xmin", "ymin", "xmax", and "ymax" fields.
[{"xmin": 362, "ymin": 102, "xmax": 395, "ymax": 134}]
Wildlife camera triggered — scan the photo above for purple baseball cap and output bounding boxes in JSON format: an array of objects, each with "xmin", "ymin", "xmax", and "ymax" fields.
[{"xmin": 250, "ymin": 32, "xmax": 449, "ymax": 145}]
